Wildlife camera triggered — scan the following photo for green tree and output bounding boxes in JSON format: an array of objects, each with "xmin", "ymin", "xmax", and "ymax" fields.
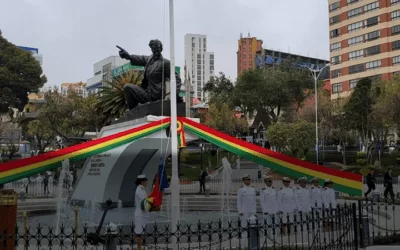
[
  {"xmin": 26, "ymin": 118, "xmax": 56, "ymax": 154},
  {"xmin": 203, "ymin": 72, "xmax": 235, "ymax": 108},
  {"xmin": 97, "ymin": 70, "xmax": 143, "ymax": 125},
  {"xmin": 0, "ymin": 33, "xmax": 47, "ymax": 112},
  {"xmin": 344, "ymin": 77, "xmax": 381, "ymax": 161},
  {"xmin": 234, "ymin": 63, "xmax": 313, "ymax": 121},
  {"xmin": 330, "ymin": 98, "xmax": 354, "ymax": 165},
  {"xmin": 368, "ymin": 79, "xmax": 398, "ymax": 164},
  {"xmin": 36, "ymin": 92, "xmax": 103, "ymax": 142},
  {"xmin": 205, "ymin": 103, "xmax": 248, "ymax": 136},
  {"xmin": 266, "ymin": 119, "xmax": 314, "ymax": 158}
]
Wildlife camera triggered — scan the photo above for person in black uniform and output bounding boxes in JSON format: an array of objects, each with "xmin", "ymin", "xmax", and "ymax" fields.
[
  {"xmin": 199, "ymin": 169, "xmax": 208, "ymax": 194},
  {"xmin": 365, "ymin": 168, "xmax": 376, "ymax": 198},
  {"xmin": 384, "ymin": 168, "xmax": 395, "ymax": 202}
]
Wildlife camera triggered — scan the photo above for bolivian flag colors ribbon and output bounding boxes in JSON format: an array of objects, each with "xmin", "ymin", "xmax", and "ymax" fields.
[{"xmin": 177, "ymin": 120, "xmax": 186, "ymax": 148}]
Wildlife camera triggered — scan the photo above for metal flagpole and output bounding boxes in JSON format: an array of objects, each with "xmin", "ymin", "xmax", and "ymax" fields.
[{"xmin": 168, "ymin": 0, "xmax": 180, "ymax": 249}]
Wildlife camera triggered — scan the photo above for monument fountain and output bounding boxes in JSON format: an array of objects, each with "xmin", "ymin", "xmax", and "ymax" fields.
[
  {"xmin": 220, "ymin": 157, "xmax": 233, "ymax": 226},
  {"xmin": 55, "ymin": 159, "xmax": 70, "ymax": 234}
]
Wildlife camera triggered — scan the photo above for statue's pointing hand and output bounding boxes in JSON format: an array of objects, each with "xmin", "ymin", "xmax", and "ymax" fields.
[{"xmin": 116, "ymin": 45, "xmax": 130, "ymax": 60}]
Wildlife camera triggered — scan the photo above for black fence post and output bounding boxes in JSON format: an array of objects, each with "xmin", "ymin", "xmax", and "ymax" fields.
[
  {"xmin": 358, "ymin": 200, "xmax": 365, "ymax": 248},
  {"xmin": 352, "ymin": 203, "xmax": 358, "ymax": 249}
]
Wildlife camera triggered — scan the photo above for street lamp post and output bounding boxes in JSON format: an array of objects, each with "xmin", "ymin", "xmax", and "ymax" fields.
[{"xmin": 302, "ymin": 64, "xmax": 330, "ymax": 165}]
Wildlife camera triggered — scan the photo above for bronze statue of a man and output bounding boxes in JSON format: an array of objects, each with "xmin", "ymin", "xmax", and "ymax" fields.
[{"xmin": 117, "ymin": 40, "xmax": 183, "ymax": 110}]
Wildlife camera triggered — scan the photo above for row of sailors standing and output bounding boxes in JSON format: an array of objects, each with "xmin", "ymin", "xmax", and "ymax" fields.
[{"xmin": 237, "ymin": 174, "xmax": 337, "ymax": 234}]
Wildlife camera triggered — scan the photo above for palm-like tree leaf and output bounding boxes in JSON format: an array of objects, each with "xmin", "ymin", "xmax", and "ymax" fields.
[{"xmin": 96, "ymin": 70, "xmax": 143, "ymax": 125}]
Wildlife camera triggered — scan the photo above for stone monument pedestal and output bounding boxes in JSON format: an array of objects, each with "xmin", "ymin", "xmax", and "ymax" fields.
[{"xmin": 71, "ymin": 115, "xmax": 198, "ymax": 207}]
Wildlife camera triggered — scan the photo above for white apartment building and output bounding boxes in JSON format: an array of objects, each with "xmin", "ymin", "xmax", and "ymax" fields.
[
  {"xmin": 184, "ymin": 34, "xmax": 215, "ymax": 101},
  {"xmin": 86, "ymin": 56, "xmax": 129, "ymax": 95}
]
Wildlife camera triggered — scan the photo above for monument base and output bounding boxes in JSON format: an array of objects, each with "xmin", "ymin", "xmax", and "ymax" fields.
[
  {"xmin": 71, "ymin": 116, "xmax": 198, "ymax": 208},
  {"xmin": 113, "ymin": 100, "xmax": 186, "ymax": 125}
]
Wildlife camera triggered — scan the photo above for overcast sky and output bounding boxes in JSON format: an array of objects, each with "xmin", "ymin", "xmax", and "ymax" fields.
[{"xmin": 0, "ymin": 0, "xmax": 329, "ymax": 86}]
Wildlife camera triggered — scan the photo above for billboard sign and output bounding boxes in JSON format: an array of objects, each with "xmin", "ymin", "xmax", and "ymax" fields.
[
  {"xmin": 112, "ymin": 63, "xmax": 181, "ymax": 77},
  {"xmin": 18, "ymin": 46, "xmax": 39, "ymax": 54}
]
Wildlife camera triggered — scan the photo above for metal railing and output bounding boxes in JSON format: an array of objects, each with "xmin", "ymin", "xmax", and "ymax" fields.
[
  {"xmin": 359, "ymin": 199, "xmax": 400, "ymax": 246},
  {"xmin": 0, "ymin": 204, "xmax": 356, "ymax": 250}
]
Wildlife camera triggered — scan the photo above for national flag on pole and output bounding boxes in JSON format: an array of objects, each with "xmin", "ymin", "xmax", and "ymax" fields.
[
  {"xmin": 158, "ymin": 157, "xmax": 169, "ymax": 191},
  {"xmin": 177, "ymin": 120, "xmax": 186, "ymax": 148},
  {"xmin": 142, "ymin": 158, "xmax": 168, "ymax": 212}
]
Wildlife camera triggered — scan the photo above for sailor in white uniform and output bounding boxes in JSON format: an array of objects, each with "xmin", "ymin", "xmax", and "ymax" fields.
[
  {"xmin": 322, "ymin": 179, "xmax": 337, "ymax": 231},
  {"xmin": 134, "ymin": 174, "xmax": 149, "ymax": 250},
  {"xmin": 310, "ymin": 177, "xmax": 323, "ymax": 210},
  {"xmin": 322, "ymin": 179, "xmax": 337, "ymax": 210},
  {"xmin": 260, "ymin": 176, "xmax": 279, "ymax": 236},
  {"xmin": 294, "ymin": 177, "xmax": 311, "ymax": 231},
  {"xmin": 309, "ymin": 177, "xmax": 323, "ymax": 228},
  {"xmin": 277, "ymin": 177, "xmax": 296, "ymax": 234},
  {"xmin": 237, "ymin": 174, "xmax": 257, "ymax": 229}
]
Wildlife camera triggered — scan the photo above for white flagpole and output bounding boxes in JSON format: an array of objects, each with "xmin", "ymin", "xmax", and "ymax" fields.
[{"xmin": 168, "ymin": 0, "xmax": 180, "ymax": 249}]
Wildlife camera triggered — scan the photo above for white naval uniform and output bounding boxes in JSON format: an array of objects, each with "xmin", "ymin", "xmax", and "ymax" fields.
[
  {"xmin": 294, "ymin": 187, "xmax": 312, "ymax": 231},
  {"xmin": 310, "ymin": 186, "xmax": 323, "ymax": 210},
  {"xmin": 260, "ymin": 186, "xmax": 279, "ymax": 235},
  {"xmin": 134, "ymin": 185, "xmax": 149, "ymax": 235},
  {"xmin": 322, "ymin": 187, "xmax": 337, "ymax": 210},
  {"xmin": 277, "ymin": 187, "xmax": 296, "ymax": 224},
  {"xmin": 237, "ymin": 185, "xmax": 257, "ymax": 227},
  {"xmin": 294, "ymin": 187, "xmax": 311, "ymax": 214}
]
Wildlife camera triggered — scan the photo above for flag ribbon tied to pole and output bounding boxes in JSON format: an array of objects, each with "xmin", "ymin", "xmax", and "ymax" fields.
[{"xmin": 177, "ymin": 120, "xmax": 186, "ymax": 148}]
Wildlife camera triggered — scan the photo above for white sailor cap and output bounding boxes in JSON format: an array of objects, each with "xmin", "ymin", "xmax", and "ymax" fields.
[
  {"xmin": 137, "ymin": 174, "xmax": 148, "ymax": 180},
  {"xmin": 242, "ymin": 174, "xmax": 251, "ymax": 180},
  {"xmin": 324, "ymin": 178, "xmax": 333, "ymax": 183},
  {"xmin": 297, "ymin": 177, "xmax": 307, "ymax": 182},
  {"xmin": 311, "ymin": 177, "xmax": 319, "ymax": 182},
  {"xmin": 263, "ymin": 175, "xmax": 272, "ymax": 181},
  {"xmin": 282, "ymin": 177, "xmax": 291, "ymax": 182}
]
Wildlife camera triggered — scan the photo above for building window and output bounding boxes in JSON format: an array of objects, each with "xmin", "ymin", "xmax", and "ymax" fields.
[
  {"xmin": 348, "ymin": 21, "xmax": 363, "ymax": 32},
  {"xmin": 392, "ymin": 0, "xmax": 400, "ymax": 5},
  {"xmin": 393, "ymin": 10, "xmax": 400, "ymax": 20},
  {"xmin": 349, "ymin": 49, "xmax": 364, "ymax": 60},
  {"xmin": 331, "ymin": 69, "xmax": 342, "ymax": 78},
  {"xmin": 365, "ymin": 60, "xmax": 381, "ymax": 70},
  {"xmin": 331, "ymin": 55, "xmax": 341, "ymax": 65},
  {"xmin": 350, "ymin": 79, "xmax": 358, "ymax": 89},
  {"xmin": 393, "ymin": 56, "xmax": 400, "ymax": 65},
  {"xmin": 349, "ymin": 63, "xmax": 364, "ymax": 74},
  {"xmin": 332, "ymin": 83, "xmax": 342, "ymax": 93},
  {"xmin": 393, "ymin": 25, "xmax": 400, "ymax": 35},
  {"xmin": 331, "ymin": 28, "xmax": 341, "ymax": 38},
  {"xmin": 365, "ymin": 16, "xmax": 380, "ymax": 27},
  {"xmin": 392, "ymin": 40, "xmax": 400, "ymax": 50},
  {"xmin": 364, "ymin": 30, "xmax": 380, "ymax": 41},
  {"xmin": 330, "ymin": 1, "xmax": 340, "ymax": 12},
  {"xmin": 330, "ymin": 42, "xmax": 341, "ymax": 52},
  {"xmin": 348, "ymin": 35, "xmax": 363, "ymax": 46},
  {"xmin": 348, "ymin": 7, "xmax": 363, "ymax": 18},
  {"xmin": 348, "ymin": 0, "xmax": 359, "ymax": 4},
  {"xmin": 330, "ymin": 15, "xmax": 340, "ymax": 25},
  {"xmin": 364, "ymin": 45, "xmax": 380, "ymax": 56},
  {"xmin": 364, "ymin": 1, "xmax": 379, "ymax": 12}
]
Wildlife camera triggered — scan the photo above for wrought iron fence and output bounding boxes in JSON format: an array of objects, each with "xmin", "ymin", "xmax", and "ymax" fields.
[
  {"xmin": 359, "ymin": 199, "xmax": 400, "ymax": 246},
  {"xmin": 0, "ymin": 204, "xmax": 357, "ymax": 250}
]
